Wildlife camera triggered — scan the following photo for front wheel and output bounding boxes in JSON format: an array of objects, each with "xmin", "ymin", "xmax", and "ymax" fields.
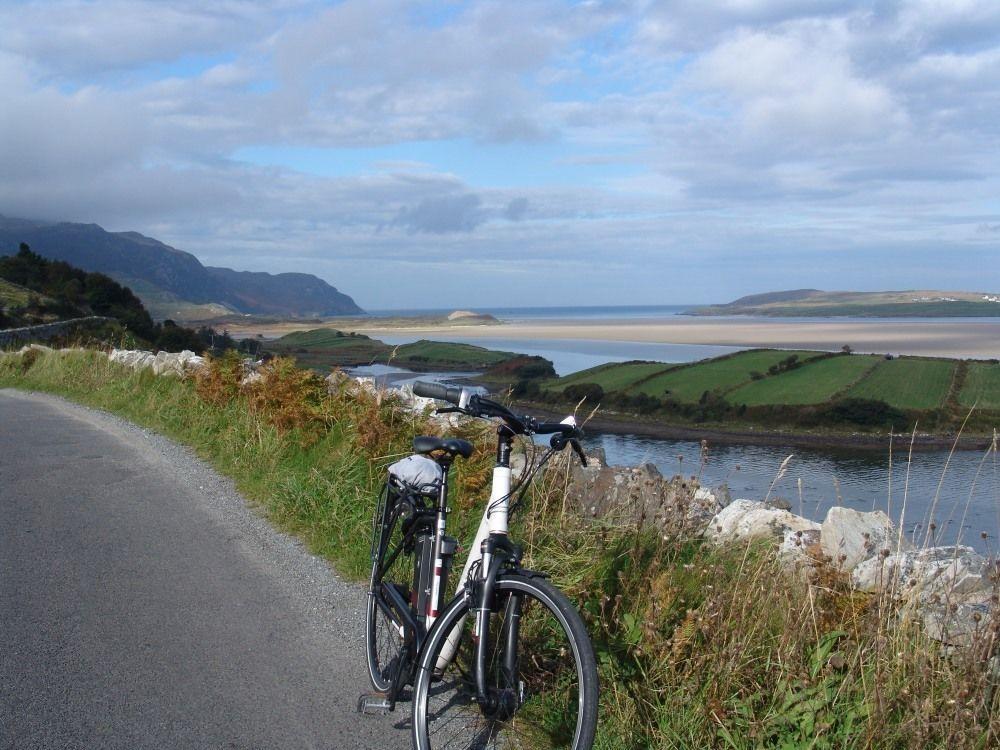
[{"xmin": 412, "ymin": 574, "xmax": 599, "ymax": 750}]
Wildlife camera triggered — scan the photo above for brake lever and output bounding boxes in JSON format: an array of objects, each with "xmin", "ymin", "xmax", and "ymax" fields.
[
  {"xmin": 434, "ymin": 407, "xmax": 466, "ymax": 415},
  {"xmin": 569, "ymin": 438, "xmax": 588, "ymax": 467}
]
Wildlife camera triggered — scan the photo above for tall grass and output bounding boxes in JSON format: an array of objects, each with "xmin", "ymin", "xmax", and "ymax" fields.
[{"xmin": 2, "ymin": 350, "xmax": 998, "ymax": 748}]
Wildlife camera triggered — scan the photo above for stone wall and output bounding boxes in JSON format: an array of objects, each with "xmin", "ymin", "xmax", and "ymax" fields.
[{"xmin": 0, "ymin": 317, "xmax": 115, "ymax": 349}]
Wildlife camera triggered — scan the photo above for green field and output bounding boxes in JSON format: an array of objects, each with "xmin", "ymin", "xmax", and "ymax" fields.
[
  {"xmin": 727, "ymin": 354, "xmax": 879, "ymax": 406},
  {"xmin": 275, "ymin": 328, "xmax": 377, "ymax": 349},
  {"xmin": 268, "ymin": 328, "xmax": 524, "ymax": 371},
  {"xmin": 553, "ymin": 361, "xmax": 671, "ymax": 391},
  {"xmin": 392, "ymin": 340, "xmax": 515, "ymax": 367},
  {"xmin": 633, "ymin": 350, "xmax": 818, "ymax": 402},
  {"xmin": 846, "ymin": 358, "xmax": 956, "ymax": 410},
  {"xmin": 959, "ymin": 362, "xmax": 1000, "ymax": 410}
]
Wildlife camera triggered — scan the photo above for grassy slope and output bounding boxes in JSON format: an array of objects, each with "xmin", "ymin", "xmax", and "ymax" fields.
[
  {"xmin": 633, "ymin": 350, "xmax": 817, "ymax": 401},
  {"xmin": 1, "ymin": 350, "xmax": 996, "ymax": 748},
  {"xmin": 959, "ymin": 362, "xmax": 1000, "ymax": 410},
  {"xmin": 552, "ymin": 361, "xmax": 670, "ymax": 391},
  {"xmin": 0, "ymin": 277, "xmax": 34, "ymax": 307},
  {"xmin": 847, "ymin": 358, "xmax": 957, "ymax": 410},
  {"xmin": 728, "ymin": 354, "xmax": 880, "ymax": 406}
]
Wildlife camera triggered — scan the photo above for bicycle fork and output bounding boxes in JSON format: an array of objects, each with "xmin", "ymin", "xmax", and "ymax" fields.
[{"xmin": 471, "ymin": 536, "xmax": 524, "ymax": 716}]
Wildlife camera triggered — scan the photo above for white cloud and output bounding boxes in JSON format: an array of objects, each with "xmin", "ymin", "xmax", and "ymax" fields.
[
  {"xmin": 0, "ymin": 1, "xmax": 998, "ymax": 305},
  {"xmin": 692, "ymin": 24, "xmax": 906, "ymax": 147}
]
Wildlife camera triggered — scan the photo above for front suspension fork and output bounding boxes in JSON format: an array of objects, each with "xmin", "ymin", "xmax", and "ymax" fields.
[{"xmin": 473, "ymin": 537, "xmax": 523, "ymax": 710}]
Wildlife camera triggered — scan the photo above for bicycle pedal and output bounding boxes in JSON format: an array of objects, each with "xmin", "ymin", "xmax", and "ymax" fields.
[{"xmin": 357, "ymin": 692, "xmax": 394, "ymax": 716}]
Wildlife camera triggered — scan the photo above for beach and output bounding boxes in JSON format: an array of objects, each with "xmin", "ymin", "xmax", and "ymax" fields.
[{"xmin": 231, "ymin": 316, "xmax": 1000, "ymax": 360}]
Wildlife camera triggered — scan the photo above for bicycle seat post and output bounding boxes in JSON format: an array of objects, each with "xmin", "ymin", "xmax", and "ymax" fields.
[{"xmin": 425, "ymin": 456, "xmax": 452, "ymax": 626}]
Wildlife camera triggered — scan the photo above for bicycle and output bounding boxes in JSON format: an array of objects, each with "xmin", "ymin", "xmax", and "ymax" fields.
[{"xmin": 360, "ymin": 381, "xmax": 599, "ymax": 750}]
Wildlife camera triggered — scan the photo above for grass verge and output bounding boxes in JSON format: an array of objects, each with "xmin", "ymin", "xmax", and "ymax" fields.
[{"xmin": 2, "ymin": 349, "xmax": 998, "ymax": 749}]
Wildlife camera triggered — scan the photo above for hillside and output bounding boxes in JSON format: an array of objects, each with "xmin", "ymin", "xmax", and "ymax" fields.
[
  {"xmin": 0, "ymin": 216, "xmax": 363, "ymax": 320},
  {"xmin": 692, "ymin": 289, "xmax": 1000, "ymax": 317},
  {"xmin": 0, "ymin": 244, "xmax": 206, "ymax": 351},
  {"xmin": 522, "ymin": 349, "xmax": 1000, "ymax": 439}
]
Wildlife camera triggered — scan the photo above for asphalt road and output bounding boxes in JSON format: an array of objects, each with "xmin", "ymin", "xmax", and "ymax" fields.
[{"xmin": 0, "ymin": 390, "xmax": 408, "ymax": 750}]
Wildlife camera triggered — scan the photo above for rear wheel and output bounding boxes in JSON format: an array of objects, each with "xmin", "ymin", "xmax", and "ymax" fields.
[
  {"xmin": 412, "ymin": 574, "xmax": 599, "ymax": 750},
  {"xmin": 365, "ymin": 492, "xmax": 416, "ymax": 693}
]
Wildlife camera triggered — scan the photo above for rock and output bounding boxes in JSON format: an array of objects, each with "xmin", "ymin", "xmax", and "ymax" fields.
[
  {"xmin": 560, "ymin": 453, "xmax": 721, "ymax": 534},
  {"xmin": 152, "ymin": 351, "xmax": 187, "ymax": 377},
  {"xmin": 848, "ymin": 542, "xmax": 996, "ymax": 646},
  {"xmin": 764, "ymin": 497, "xmax": 792, "ymax": 511},
  {"xmin": 852, "ymin": 546, "xmax": 994, "ymax": 601},
  {"xmin": 107, "ymin": 348, "xmax": 205, "ymax": 376},
  {"xmin": 109, "ymin": 348, "xmax": 155, "ymax": 370},
  {"xmin": 706, "ymin": 499, "xmax": 820, "ymax": 545},
  {"xmin": 395, "ymin": 383, "xmax": 438, "ymax": 413},
  {"xmin": 820, "ymin": 507, "xmax": 907, "ymax": 571},
  {"xmin": 325, "ymin": 369, "xmax": 352, "ymax": 393},
  {"xmin": 779, "ymin": 527, "xmax": 823, "ymax": 566},
  {"xmin": 921, "ymin": 600, "xmax": 993, "ymax": 646}
]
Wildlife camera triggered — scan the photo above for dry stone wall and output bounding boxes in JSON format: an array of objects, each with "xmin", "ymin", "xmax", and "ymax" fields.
[{"xmin": 0, "ymin": 317, "xmax": 114, "ymax": 348}]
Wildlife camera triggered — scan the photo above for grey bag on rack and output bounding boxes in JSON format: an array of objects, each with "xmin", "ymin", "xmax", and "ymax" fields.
[{"xmin": 387, "ymin": 454, "xmax": 443, "ymax": 492}]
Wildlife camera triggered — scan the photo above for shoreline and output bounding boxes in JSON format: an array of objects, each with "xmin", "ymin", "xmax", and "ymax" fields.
[{"xmin": 516, "ymin": 401, "xmax": 994, "ymax": 453}]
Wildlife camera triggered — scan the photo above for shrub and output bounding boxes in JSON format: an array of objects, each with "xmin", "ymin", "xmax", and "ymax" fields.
[
  {"xmin": 821, "ymin": 398, "xmax": 906, "ymax": 427},
  {"xmin": 563, "ymin": 382, "xmax": 604, "ymax": 404},
  {"xmin": 511, "ymin": 379, "xmax": 541, "ymax": 398}
]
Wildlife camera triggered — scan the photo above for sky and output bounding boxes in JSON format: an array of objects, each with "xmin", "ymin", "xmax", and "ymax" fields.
[{"xmin": 1, "ymin": 0, "xmax": 999, "ymax": 309}]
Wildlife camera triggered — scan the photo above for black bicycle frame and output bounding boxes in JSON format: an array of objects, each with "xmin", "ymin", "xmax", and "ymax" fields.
[{"xmin": 373, "ymin": 456, "xmax": 457, "ymax": 696}]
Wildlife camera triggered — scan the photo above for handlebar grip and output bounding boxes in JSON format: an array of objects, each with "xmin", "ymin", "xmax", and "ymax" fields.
[
  {"xmin": 412, "ymin": 380, "xmax": 465, "ymax": 405},
  {"xmin": 534, "ymin": 422, "xmax": 579, "ymax": 436}
]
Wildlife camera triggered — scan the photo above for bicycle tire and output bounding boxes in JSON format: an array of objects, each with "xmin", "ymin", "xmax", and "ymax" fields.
[
  {"xmin": 365, "ymin": 492, "xmax": 414, "ymax": 693},
  {"xmin": 412, "ymin": 574, "xmax": 599, "ymax": 750}
]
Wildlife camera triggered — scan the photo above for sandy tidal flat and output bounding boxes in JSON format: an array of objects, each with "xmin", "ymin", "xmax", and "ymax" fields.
[
  {"xmin": 230, "ymin": 317, "xmax": 1000, "ymax": 359},
  {"xmin": 356, "ymin": 317, "xmax": 1000, "ymax": 359}
]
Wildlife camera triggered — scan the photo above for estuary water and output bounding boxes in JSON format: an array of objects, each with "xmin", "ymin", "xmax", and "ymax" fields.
[
  {"xmin": 350, "ymin": 364, "xmax": 999, "ymax": 554},
  {"xmin": 584, "ymin": 431, "xmax": 998, "ymax": 554},
  {"xmin": 350, "ymin": 306, "xmax": 999, "ymax": 553}
]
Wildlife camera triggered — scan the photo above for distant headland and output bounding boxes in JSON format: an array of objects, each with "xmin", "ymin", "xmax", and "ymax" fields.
[{"xmin": 689, "ymin": 289, "xmax": 1000, "ymax": 317}]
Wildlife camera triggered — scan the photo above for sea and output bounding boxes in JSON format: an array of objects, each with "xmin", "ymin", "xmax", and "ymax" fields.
[{"xmin": 347, "ymin": 305, "xmax": 999, "ymax": 552}]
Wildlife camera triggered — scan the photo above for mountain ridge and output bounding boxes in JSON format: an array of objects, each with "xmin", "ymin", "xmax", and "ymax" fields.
[{"xmin": 0, "ymin": 216, "xmax": 363, "ymax": 320}]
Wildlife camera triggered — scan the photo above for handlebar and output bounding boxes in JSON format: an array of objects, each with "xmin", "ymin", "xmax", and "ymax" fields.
[
  {"xmin": 411, "ymin": 380, "xmax": 587, "ymax": 466},
  {"xmin": 412, "ymin": 380, "xmax": 466, "ymax": 405}
]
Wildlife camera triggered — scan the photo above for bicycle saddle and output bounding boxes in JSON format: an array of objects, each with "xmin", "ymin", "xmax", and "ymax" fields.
[{"xmin": 412, "ymin": 436, "xmax": 474, "ymax": 459}]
